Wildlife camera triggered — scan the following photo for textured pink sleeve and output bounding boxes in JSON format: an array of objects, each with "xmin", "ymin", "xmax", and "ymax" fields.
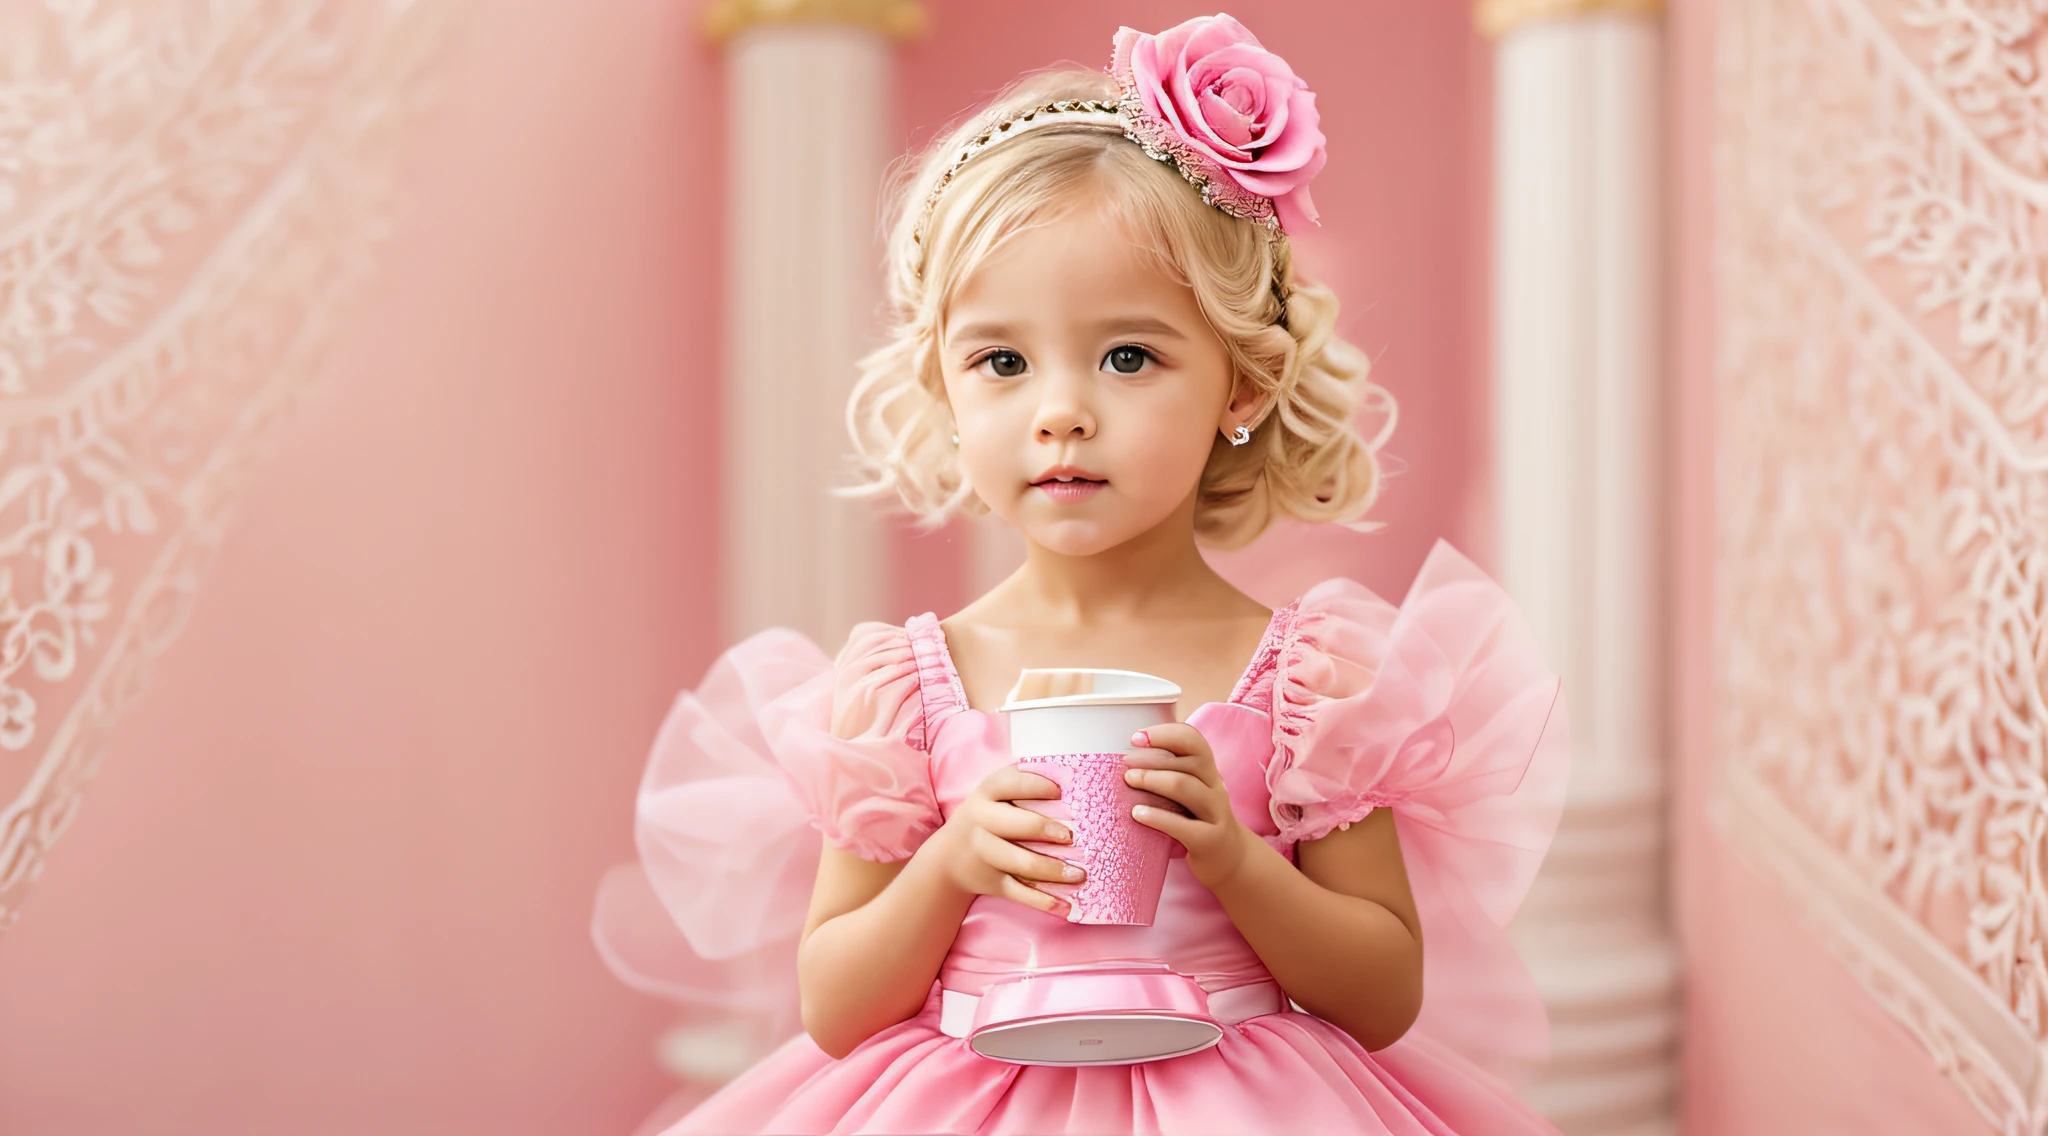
[
  {"xmin": 784, "ymin": 621, "xmax": 943, "ymax": 861},
  {"xmin": 685, "ymin": 622, "xmax": 938, "ymax": 869},
  {"xmin": 615, "ymin": 627, "xmax": 937, "ymax": 955},
  {"xmin": 1267, "ymin": 539, "xmax": 1572, "ymax": 1082},
  {"xmin": 590, "ymin": 625, "xmax": 939, "ymax": 1042}
]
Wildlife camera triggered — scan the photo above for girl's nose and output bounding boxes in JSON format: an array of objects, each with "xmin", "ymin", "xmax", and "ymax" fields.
[{"xmin": 1030, "ymin": 369, "xmax": 1096, "ymax": 442}]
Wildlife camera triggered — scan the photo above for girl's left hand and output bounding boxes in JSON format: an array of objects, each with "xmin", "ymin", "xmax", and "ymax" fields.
[{"xmin": 1125, "ymin": 723, "xmax": 1254, "ymax": 892}]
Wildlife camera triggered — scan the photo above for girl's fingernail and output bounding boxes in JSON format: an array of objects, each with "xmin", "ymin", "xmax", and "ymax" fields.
[
  {"xmin": 1047, "ymin": 825, "xmax": 1070, "ymax": 842},
  {"xmin": 1125, "ymin": 769, "xmax": 1143, "ymax": 785},
  {"xmin": 1132, "ymin": 730, "xmax": 1150, "ymax": 747},
  {"xmin": 1062, "ymin": 865, "xmax": 1084, "ymax": 882},
  {"xmin": 1132, "ymin": 804, "xmax": 1151, "ymax": 819}
]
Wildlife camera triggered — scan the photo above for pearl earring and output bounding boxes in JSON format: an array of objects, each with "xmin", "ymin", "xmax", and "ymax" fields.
[
  {"xmin": 1228, "ymin": 425, "xmax": 1251, "ymax": 446},
  {"xmin": 951, "ymin": 433, "xmax": 960, "ymax": 445}
]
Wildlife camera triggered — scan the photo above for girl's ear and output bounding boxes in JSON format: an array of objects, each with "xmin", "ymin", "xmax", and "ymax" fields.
[{"xmin": 1219, "ymin": 381, "xmax": 1270, "ymax": 436}]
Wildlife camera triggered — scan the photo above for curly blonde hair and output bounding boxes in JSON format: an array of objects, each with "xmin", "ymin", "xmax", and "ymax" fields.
[{"xmin": 843, "ymin": 68, "xmax": 1394, "ymax": 550}]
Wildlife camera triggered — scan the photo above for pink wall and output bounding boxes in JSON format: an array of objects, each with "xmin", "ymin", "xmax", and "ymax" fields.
[
  {"xmin": 0, "ymin": 4, "xmax": 721, "ymax": 1133},
  {"xmin": 893, "ymin": 0, "xmax": 1492, "ymax": 612},
  {"xmin": 1667, "ymin": 0, "xmax": 1988, "ymax": 1131},
  {"xmin": 0, "ymin": 3, "xmax": 1488, "ymax": 1134}
]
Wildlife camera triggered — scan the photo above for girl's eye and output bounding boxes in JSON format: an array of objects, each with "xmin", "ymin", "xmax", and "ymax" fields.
[
  {"xmin": 1103, "ymin": 345, "xmax": 1153, "ymax": 375},
  {"xmin": 981, "ymin": 350, "xmax": 1027, "ymax": 378}
]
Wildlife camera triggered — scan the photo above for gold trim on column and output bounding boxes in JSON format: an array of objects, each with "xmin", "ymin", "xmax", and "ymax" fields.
[
  {"xmin": 1475, "ymin": 0, "xmax": 1663, "ymax": 39},
  {"xmin": 705, "ymin": 0, "xmax": 926, "ymax": 42}
]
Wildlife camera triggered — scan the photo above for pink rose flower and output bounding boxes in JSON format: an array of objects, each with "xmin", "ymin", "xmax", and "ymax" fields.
[{"xmin": 1111, "ymin": 13, "xmax": 1326, "ymax": 233}]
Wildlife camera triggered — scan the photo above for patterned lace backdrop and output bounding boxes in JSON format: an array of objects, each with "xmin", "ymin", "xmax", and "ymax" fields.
[
  {"xmin": 1716, "ymin": 0, "xmax": 2048, "ymax": 1129},
  {"xmin": 0, "ymin": 0, "xmax": 454, "ymax": 929}
]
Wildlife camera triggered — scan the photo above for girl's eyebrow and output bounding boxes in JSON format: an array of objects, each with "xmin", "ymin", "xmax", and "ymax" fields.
[
  {"xmin": 948, "ymin": 320, "xmax": 1018, "ymax": 342},
  {"xmin": 947, "ymin": 316, "xmax": 1190, "ymax": 343},
  {"xmin": 1084, "ymin": 316, "xmax": 1188, "ymax": 340}
]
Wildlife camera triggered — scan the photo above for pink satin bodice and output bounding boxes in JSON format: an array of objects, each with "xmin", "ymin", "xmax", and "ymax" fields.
[{"xmin": 896, "ymin": 602, "xmax": 1299, "ymax": 997}]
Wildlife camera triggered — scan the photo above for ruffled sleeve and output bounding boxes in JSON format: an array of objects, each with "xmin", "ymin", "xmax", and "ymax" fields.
[
  {"xmin": 777, "ymin": 622, "xmax": 944, "ymax": 861},
  {"xmin": 590, "ymin": 624, "xmax": 941, "ymax": 1044},
  {"xmin": 1267, "ymin": 539, "xmax": 1571, "ymax": 1082}
]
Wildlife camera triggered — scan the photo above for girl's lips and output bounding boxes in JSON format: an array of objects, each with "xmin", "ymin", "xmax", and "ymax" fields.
[{"xmin": 1033, "ymin": 479, "xmax": 1106, "ymax": 503}]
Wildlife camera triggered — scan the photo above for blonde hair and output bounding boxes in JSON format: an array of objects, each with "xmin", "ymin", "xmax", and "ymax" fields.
[{"xmin": 844, "ymin": 68, "xmax": 1394, "ymax": 549}]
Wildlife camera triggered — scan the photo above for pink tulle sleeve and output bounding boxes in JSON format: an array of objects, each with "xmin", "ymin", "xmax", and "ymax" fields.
[
  {"xmin": 785, "ymin": 622, "xmax": 944, "ymax": 861},
  {"xmin": 590, "ymin": 624, "xmax": 939, "ymax": 1035},
  {"xmin": 1267, "ymin": 539, "xmax": 1571, "ymax": 1083}
]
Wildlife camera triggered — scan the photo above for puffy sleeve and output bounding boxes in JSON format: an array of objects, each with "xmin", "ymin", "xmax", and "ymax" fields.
[
  {"xmin": 590, "ymin": 624, "xmax": 940, "ymax": 1044},
  {"xmin": 1267, "ymin": 539, "xmax": 1571, "ymax": 1083},
  {"xmin": 763, "ymin": 621, "xmax": 944, "ymax": 862}
]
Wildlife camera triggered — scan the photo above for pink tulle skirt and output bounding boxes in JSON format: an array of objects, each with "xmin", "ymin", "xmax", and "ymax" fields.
[{"xmin": 665, "ymin": 986, "xmax": 1560, "ymax": 1136}]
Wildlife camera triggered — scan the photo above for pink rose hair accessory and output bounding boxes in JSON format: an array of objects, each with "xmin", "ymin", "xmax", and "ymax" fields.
[
  {"xmin": 911, "ymin": 13, "xmax": 1327, "ymax": 274},
  {"xmin": 1111, "ymin": 13, "xmax": 1325, "ymax": 234}
]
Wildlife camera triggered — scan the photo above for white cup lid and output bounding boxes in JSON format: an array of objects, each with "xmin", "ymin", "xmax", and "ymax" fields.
[{"xmin": 999, "ymin": 668, "xmax": 1181, "ymax": 712}]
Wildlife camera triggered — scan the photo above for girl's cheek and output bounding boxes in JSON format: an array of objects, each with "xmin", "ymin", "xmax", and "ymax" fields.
[{"xmin": 1111, "ymin": 415, "xmax": 1210, "ymax": 486}]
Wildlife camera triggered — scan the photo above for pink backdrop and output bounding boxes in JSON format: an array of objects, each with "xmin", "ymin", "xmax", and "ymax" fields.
[
  {"xmin": 1668, "ymin": 0, "xmax": 1988, "ymax": 1131},
  {"xmin": 0, "ymin": 3, "xmax": 1488, "ymax": 1134},
  {"xmin": 0, "ymin": 4, "xmax": 718, "ymax": 1132}
]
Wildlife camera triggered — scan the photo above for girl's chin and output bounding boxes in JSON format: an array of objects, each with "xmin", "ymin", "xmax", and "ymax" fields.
[
  {"xmin": 1020, "ymin": 514, "xmax": 1164, "ymax": 557},
  {"xmin": 1011, "ymin": 514, "xmax": 1097, "ymax": 550}
]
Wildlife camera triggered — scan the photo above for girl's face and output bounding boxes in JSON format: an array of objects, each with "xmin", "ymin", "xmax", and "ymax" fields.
[{"xmin": 940, "ymin": 204, "xmax": 1255, "ymax": 557}]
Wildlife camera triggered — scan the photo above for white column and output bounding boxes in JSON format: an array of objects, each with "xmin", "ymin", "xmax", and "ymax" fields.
[
  {"xmin": 713, "ymin": 0, "xmax": 923, "ymax": 647},
  {"xmin": 1485, "ymin": 4, "xmax": 1678, "ymax": 1135},
  {"xmin": 652, "ymin": 0, "xmax": 920, "ymax": 1090}
]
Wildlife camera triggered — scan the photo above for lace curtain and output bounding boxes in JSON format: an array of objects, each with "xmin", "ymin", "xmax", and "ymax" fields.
[
  {"xmin": 1715, "ymin": 0, "xmax": 2048, "ymax": 1130},
  {"xmin": 0, "ymin": 0, "xmax": 455, "ymax": 929}
]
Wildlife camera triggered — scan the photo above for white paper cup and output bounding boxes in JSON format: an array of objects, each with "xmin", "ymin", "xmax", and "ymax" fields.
[{"xmin": 1002, "ymin": 670, "xmax": 1181, "ymax": 926}]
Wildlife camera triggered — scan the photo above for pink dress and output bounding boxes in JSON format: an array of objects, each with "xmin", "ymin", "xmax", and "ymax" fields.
[{"xmin": 593, "ymin": 540, "xmax": 1571, "ymax": 1135}]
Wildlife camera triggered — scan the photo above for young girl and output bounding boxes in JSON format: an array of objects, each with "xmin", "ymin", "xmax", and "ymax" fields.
[{"xmin": 598, "ymin": 14, "xmax": 1570, "ymax": 1135}]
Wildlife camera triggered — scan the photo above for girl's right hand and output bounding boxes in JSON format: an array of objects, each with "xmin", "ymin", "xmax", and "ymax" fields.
[{"xmin": 937, "ymin": 765, "xmax": 1082, "ymax": 917}]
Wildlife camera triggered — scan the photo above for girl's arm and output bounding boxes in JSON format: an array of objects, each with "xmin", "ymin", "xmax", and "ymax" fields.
[
  {"xmin": 796, "ymin": 766, "xmax": 1075, "ymax": 1059},
  {"xmin": 1125, "ymin": 723, "xmax": 1423, "ymax": 1051},
  {"xmin": 796, "ymin": 833, "xmax": 974, "ymax": 1059},
  {"xmin": 1203, "ymin": 813, "xmax": 1423, "ymax": 1051}
]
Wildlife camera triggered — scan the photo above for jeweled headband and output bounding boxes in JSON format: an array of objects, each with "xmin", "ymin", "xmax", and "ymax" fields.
[{"xmin": 910, "ymin": 13, "xmax": 1328, "ymax": 278}]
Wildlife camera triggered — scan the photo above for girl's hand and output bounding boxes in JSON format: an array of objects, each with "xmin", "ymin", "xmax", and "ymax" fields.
[
  {"xmin": 1125, "ymin": 723, "xmax": 1254, "ymax": 891},
  {"xmin": 934, "ymin": 765, "xmax": 1081, "ymax": 918}
]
